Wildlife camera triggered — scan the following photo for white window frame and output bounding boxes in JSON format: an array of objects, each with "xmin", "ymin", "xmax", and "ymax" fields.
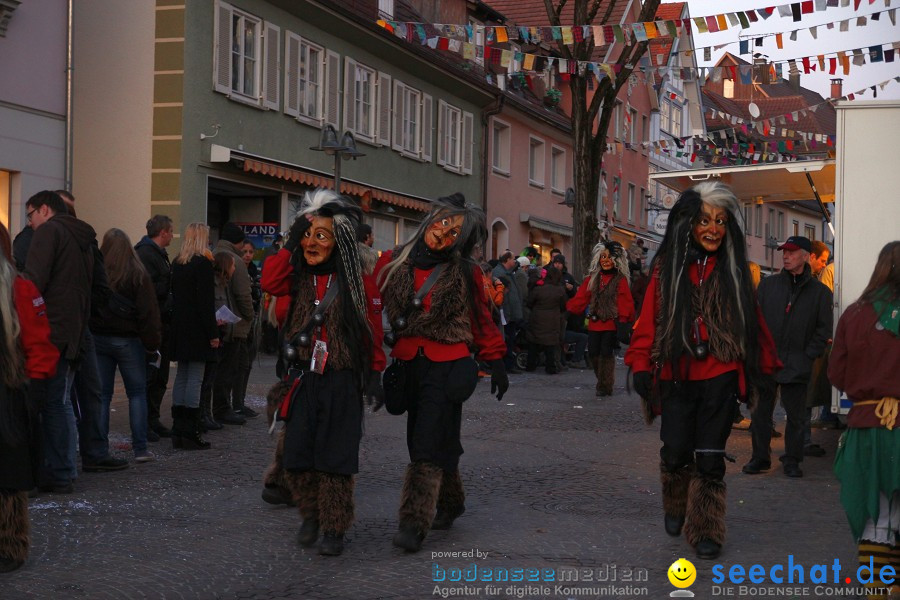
[
  {"xmin": 671, "ymin": 104, "xmax": 683, "ymax": 137},
  {"xmin": 492, "ymin": 118, "xmax": 511, "ymax": 176},
  {"xmin": 378, "ymin": 0, "xmax": 394, "ymax": 19},
  {"xmin": 214, "ymin": 1, "xmax": 279, "ymax": 109},
  {"xmin": 660, "ymin": 100, "xmax": 671, "ymax": 134},
  {"xmin": 391, "ymin": 79, "xmax": 432, "ymax": 161},
  {"xmin": 528, "ymin": 136, "xmax": 545, "ymax": 188},
  {"xmin": 627, "ymin": 183, "xmax": 635, "ymax": 223},
  {"xmin": 344, "ymin": 58, "xmax": 377, "ymax": 143},
  {"xmin": 437, "ymin": 100, "xmax": 472, "ymax": 174},
  {"xmin": 550, "ymin": 145, "xmax": 565, "ymax": 194},
  {"xmin": 628, "ymin": 108, "xmax": 638, "ymax": 145},
  {"xmin": 284, "ymin": 32, "xmax": 324, "ymax": 125},
  {"xmin": 614, "ymin": 103, "xmax": 622, "ymax": 140}
]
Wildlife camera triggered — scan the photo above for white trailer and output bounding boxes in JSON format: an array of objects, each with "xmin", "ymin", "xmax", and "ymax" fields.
[{"xmin": 649, "ymin": 99, "xmax": 900, "ymax": 414}]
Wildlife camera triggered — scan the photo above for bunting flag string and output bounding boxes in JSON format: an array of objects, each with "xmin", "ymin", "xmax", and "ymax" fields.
[{"xmin": 376, "ymin": 0, "xmax": 893, "ymax": 46}]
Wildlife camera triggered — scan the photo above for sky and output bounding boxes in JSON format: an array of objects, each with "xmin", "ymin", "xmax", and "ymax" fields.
[{"xmin": 665, "ymin": 0, "xmax": 900, "ymax": 100}]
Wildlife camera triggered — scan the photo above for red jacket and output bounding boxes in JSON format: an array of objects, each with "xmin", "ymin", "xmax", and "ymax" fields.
[
  {"xmin": 14, "ymin": 276, "xmax": 58, "ymax": 379},
  {"xmin": 261, "ymin": 248, "xmax": 386, "ymax": 371},
  {"xmin": 625, "ymin": 258, "xmax": 780, "ymax": 399},
  {"xmin": 375, "ymin": 251, "xmax": 505, "ymax": 363},
  {"xmin": 566, "ymin": 273, "xmax": 635, "ymax": 332}
]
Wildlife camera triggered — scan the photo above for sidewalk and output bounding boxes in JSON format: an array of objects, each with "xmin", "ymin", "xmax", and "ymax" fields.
[{"xmin": 2, "ymin": 356, "xmax": 857, "ymax": 599}]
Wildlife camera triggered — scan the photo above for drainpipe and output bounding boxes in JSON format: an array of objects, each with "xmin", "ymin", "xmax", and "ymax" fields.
[
  {"xmin": 480, "ymin": 94, "xmax": 505, "ymax": 217},
  {"xmin": 64, "ymin": 0, "xmax": 73, "ymax": 191}
]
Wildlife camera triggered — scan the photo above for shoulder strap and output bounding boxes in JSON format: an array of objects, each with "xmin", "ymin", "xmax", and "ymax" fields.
[{"xmin": 413, "ymin": 262, "xmax": 447, "ymax": 302}]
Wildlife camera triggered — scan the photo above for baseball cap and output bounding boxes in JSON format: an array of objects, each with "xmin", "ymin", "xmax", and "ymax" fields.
[
  {"xmin": 777, "ymin": 236, "xmax": 811, "ymax": 252},
  {"xmin": 516, "ymin": 256, "xmax": 531, "ymax": 268}
]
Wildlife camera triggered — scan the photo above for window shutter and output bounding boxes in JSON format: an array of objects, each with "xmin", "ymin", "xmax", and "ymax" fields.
[
  {"xmin": 284, "ymin": 32, "xmax": 300, "ymax": 117},
  {"xmin": 343, "ymin": 57, "xmax": 357, "ymax": 134},
  {"xmin": 213, "ymin": 1, "xmax": 233, "ymax": 94},
  {"xmin": 392, "ymin": 80, "xmax": 403, "ymax": 152},
  {"xmin": 377, "ymin": 72, "xmax": 392, "ymax": 147},
  {"xmin": 436, "ymin": 100, "xmax": 447, "ymax": 166},
  {"xmin": 462, "ymin": 110, "xmax": 474, "ymax": 175},
  {"xmin": 324, "ymin": 50, "xmax": 341, "ymax": 129},
  {"xmin": 421, "ymin": 93, "xmax": 432, "ymax": 162},
  {"xmin": 263, "ymin": 23, "xmax": 280, "ymax": 110}
]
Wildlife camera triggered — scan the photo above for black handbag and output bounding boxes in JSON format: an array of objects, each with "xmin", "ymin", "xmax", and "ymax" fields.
[
  {"xmin": 616, "ymin": 320, "xmax": 634, "ymax": 345},
  {"xmin": 382, "ymin": 360, "xmax": 408, "ymax": 415}
]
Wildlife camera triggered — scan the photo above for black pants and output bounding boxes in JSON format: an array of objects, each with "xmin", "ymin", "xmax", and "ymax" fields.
[
  {"xmin": 526, "ymin": 343, "xmax": 557, "ymax": 373},
  {"xmin": 405, "ymin": 355, "xmax": 479, "ymax": 473},
  {"xmin": 587, "ymin": 330, "xmax": 617, "ymax": 359},
  {"xmin": 750, "ymin": 380, "xmax": 808, "ymax": 466},
  {"xmin": 503, "ymin": 322, "xmax": 520, "ymax": 370},
  {"xmin": 659, "ymin": 372, "xmax": 739, "ymax": 481},
  {"xmin": 145, "ymin": 326, "xmax": 170, "ymax": 423},
  {"xmin": 212, "ymin": 338, "xmax": 247, "ymax": 415}
]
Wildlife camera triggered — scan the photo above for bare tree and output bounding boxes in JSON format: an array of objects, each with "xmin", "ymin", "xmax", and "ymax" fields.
[{"xmin": 542, "ymin": 0, "xmax": 661, "ymax": 275}]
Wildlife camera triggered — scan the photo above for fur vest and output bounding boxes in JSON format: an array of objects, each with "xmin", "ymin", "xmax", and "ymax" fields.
[
  {"xmin": 284, "ymin": 273, "xmax": 355, "ymax": 370},
  {"xmin": 382, "ymin": 259, "xmax": 474, "ymax": 346},
  {"xmin": 589, "ymin": 272, "xmax": 623, "ymax": 321},
  {"xmin": 651, "ymin": 266, "xmax": 745, "ymax": 365}
]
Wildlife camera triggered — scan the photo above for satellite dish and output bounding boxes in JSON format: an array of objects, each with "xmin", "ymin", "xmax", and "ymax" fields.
[{"xmin": 748, "ymin": 102, "xmax": 761, "ymax": 119}]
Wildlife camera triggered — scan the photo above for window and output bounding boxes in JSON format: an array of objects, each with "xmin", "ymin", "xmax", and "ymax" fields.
[
  {"xmin": 391, "ymin": 80, "xmax": 432, "ymax": 160},
  {"xmin": 378, "ymin": 0, "xmax": 394, "ymax": 18},
  {"xmin": 627, "ymin": 183, "xmax": 635, "ymax": 223},
  {"xmin": 777, "ymin": 210, "xmax": 785, "ymax": 240},
  {"xmin": 755, "ymin": 204, "xmax": 762, "ymax": 237},
  {"xmin": 723, "ymin": 78, "xmax": 734, "ymax": 98},
  {"xmin": 743, "ymin": 204, "xmax": 751, "ymax": 234},
  {"xmin": 528, "ymin": 137, "xmax": 545, "ymax": 186},
  {"xmin": 437, "ymin": 100, "xmax": 473, "ymax": 174},
  {"xmin": 344, "ymin": 58, "xmax": 377, "ymax": 142},
  {"xmin": 214, "ymin": 2, "xmax": 280, "ymax": 109},
  {"xmin": 628, "ymin": 108, "xmax": 638, "ymax": 145},
  {"xmin": 671, "ymin": 104, "xmax": 683, "ymax": 137},
  {"xmin": 805, "ymin": 224, "xmax": 816, "ymax": 240},
  {"xmin": 614, "ymin": 103, "xmax": 622, "ymax": 139},
  {"xmin": 768, "ymin": 208, "xmax": 775, "ymax": 238},
  {"xmin": 639, "ymin": 187, "xmax": 645, "ymax": 226},
  {"xmin": 641, "ymin": 115, "xmax": 648, "ymax": 151},
  {"xmin": 492, "ymin": 119, "xmax": 510, "ymax": 174},
  {"xmin": 284, "ymin": 33, "xmax": 324, "ymax": 123},
  {"xmin": 660, "ymin": 101, "xmax": 670, "ymax": 133},
  {"xmin": 550, "ymin": 146, "xmax": 565, "ymax": 193},
  {"xmin": 792, "ymin": 220, "xmax": 799, "ymax": 237},
  {"xmin": 613, "ymin": 176, "xmax": 621, "ymax": 218}
]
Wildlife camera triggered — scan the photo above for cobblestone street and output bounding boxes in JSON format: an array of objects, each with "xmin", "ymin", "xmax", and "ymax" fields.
[{"xmin": 1, "ymin": 356, "xmax": 855, "ymax": 600}]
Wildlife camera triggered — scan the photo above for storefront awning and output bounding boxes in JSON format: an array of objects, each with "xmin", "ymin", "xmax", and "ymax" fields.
[
  {"xmin": 519, "ymin": 213, "xmax": 572, "ymax": 237},
  {"xmin": 208, "ymin": 145, "xmax": 431, "ymax": 213}
]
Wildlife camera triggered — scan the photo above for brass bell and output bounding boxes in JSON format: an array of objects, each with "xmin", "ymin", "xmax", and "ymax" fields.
[
  {"xmin": 311, "ymin": 312, "xmax": 324, "ymax": 326},
  {"xmin": 297, "ymin": 332, "xmax": 311, "ymax": 347},
  {"xmin": 283, "ymin": 343, "xmax": 297, "ymax": 361},
  {"xmin": 411, "ymin": 297, "xmax": 423, "ymax": 309},
  {"xmin": 394, "ymin": 316, "xmax": 408, "ymax": 331},
  {"xmin": 384, "ymin": 331, "xmax": 396, "ymax": 347}
]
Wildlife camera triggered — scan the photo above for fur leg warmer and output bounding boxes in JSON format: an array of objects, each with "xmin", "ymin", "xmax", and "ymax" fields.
[
  {"xmin": 318, "ymin": 474, "xmax": 355, "ymax": 536},
  {"xmin": 285, "ymin": 470, "xmax": 321, "ymax": 521},
  {"xmin": 398, "ymin": 461, "xmax": 442, "ymax": 534},
  {"xmin": 683, "ymin": 476, "xmax": 727, "ymax": 547},
  {"xmin": 433, "ymin": 470, "xmax": 466, "ymax": 530},
  {"xmin": 599, "ymin": 357, "xmax": 616, "ymax": 396},
  {"xmin": 661, "ymin": 465, "xmax": 692, "ymax": 521},
  {"xmin": 0, "ymin": 491, "xmax": 29, "ymax": 566}
]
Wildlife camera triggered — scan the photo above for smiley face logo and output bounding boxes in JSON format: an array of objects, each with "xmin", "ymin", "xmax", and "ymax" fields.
[{"xmin": 668, "ymin": 558, "xmax": 696, "ymax": 588}]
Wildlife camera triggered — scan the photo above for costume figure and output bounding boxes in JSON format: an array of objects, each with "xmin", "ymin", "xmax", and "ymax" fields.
[
  {"xmin": 625, "ymin": 181, "xmax": 779, "ymax": 560},
  {"xmin": 260, "ymin": 190, "xmax": 385, "ymax": 556},
  {"xmin": 566, "ymin": 241, "xmax": 634, "ymax": 396},
  {"xmin": 375, "ymin": 193, "xmax": 508, "ymax": 553}
]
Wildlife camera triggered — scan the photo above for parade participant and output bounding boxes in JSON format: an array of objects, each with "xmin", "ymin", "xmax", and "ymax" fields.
[
  {"xmin": 375, "ymin": 193, "xmax": 508, "ymax": 553},
  {"xmin": 625, "ymin": 181, "xmax": 779, "ymax": 560},
  {"xmin": 260, "ymin": 189, "xmax": 385, "ymax": 557},
  {"xmin": 0, "ymin": 224, "xmax": 58, "ymax": 572},
  {"xmin": 831, "ymin": 241, "xmax": 900, "ymax": 598},
  {"xmin": 566, "ymin": 241, "xmax": 634, "ymax": 396}
]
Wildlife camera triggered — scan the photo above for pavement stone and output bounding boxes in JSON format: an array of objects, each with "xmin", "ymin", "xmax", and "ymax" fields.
[{"xmin": 0, "ymin": 355, "xmax": 861, "ymax": 600}]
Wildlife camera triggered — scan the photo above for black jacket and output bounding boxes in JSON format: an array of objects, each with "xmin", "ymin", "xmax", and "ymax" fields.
[
  {"xmin": 757, "ymin": 264, "xmax": 832, "ymax": 384},
  {"xmin": 135, "ymin": 236, "xmax": 171, "ymax": 310},
  {"xmin": 171, "ymin": 255, "xmax": 219, "ymax": 362}
]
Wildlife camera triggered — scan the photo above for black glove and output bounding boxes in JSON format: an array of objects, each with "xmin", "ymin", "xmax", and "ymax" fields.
[
  {"xmin": 490, "ymin": 360, "xmax": 509, "ymax": 401},
  {"xmin": 27, "ymin": 378, "xmax": 48, "ymax": 411},
  {"xmin": 633, "ymin": 371, "xmax": 652, "ymax": 400},
  {"xmin": 365, "ymin": 370, "xmax": 385, "ymax": 412},
  {"xmin": 284, "ymin": 215, "xmax": 312, "ymax": 252}
]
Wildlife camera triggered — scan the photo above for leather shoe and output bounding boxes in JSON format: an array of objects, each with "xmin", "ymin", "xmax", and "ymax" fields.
[
  {"xmin": 742, "ymin": 458, "xmax": 771, "ymax": 474},
  {"xmin": 392, "ymin": 526, "xmax": 425, "ymax": 552},
  {"xmin": 146, "ymin": 428, "xmax": 160, "ymax": 443},
  {"xmin": 82, "ymin": 457, "xmax": 129, "ymax": 472},
  {"xmin": 783, "ymin": 463, "xmax": 803, "ymax": 478},
  {"xmin": 664, "ymin": 514, "xmax": 685, "ymax": 537},
  {"xmin": 432, "ymin": 506, "xmax": 465, "ymax": 531},
  {"xmin": 695, "ymin": 538, "xmax": 722, "ymax": 560},
  {"xmin": 214, "ymin": 410, "xmax": 246, "ymax": 425},
  {"xmin": 38, "ymin": 482, "xmax": 73, "ymax": 494},
  {"xmin": 237, "ymin": 406, "xmax": 259, "ymax": 419},
  {"xmin": 803, "ymin": 444, "xmax": 826, "ymax": 457},
  {"xmin": 262, "ymin": 485, "xmax": 296, "ymax": 507},
  {"xmin": 150, "ymin": 421, "xmax": 172, "ymax": 438},
  {"xmin": 318, "ymin": 531, "xmax": 344, "ymax": 556},
  {"xmin": 0, "ymin": 556, "xmax": 25, "ymax": 573}
]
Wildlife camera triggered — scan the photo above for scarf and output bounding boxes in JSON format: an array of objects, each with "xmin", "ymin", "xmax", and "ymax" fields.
[{"xmin": 410, "ymin": 239, "xmax": 451, "ymax": 270}]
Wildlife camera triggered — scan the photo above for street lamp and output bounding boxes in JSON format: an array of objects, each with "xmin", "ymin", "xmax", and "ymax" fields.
[{"xmin": 309, "ymin": 124, "xmax": 365, "ymax": 193}]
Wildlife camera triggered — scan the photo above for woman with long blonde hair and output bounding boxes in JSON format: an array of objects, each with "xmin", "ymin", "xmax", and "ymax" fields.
[
  {"xmin": 90, "ymin": 228, "xmax": 161, "ymax": 463},
  {"xmin": 170, "ymin": 223, "xmax": 219, "ymax": 450},
  {"xmin": 0, "ymin": 223, "xmax": 57, "ymax": 573}
]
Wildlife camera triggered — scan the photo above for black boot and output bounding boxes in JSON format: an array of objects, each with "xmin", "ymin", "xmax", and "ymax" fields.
[
  {"xmin": 180, "ymin": 407, "xmax": 211, "ymax": 450},
  {"xmin": 318, "ymin": 531, "xmax": 344, "ymax": 556},
  {"xmin": 171, "ymin": 406, "xmax": 184, "ymax": 449},
  {"xmin": 149, "ymin": 419, "xmax": 172, "ymax": 438},
  {"xmin": 392, "ymin": 526, "xmax": 425, "ymax": 552},
  {"xmin": 297, "ymin": 518, "xmax": 320, "ymax": 547}
]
